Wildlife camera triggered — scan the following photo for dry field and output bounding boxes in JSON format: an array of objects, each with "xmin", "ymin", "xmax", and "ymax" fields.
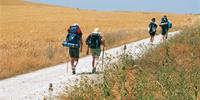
[{"xmin": 0, "ymin": 0, "xmax": 196, "ymax": 79}]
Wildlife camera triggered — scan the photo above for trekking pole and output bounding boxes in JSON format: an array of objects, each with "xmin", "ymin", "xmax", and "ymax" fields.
[{"xmin": 66, "ymin": 48, "xmax": 69, "ymax": 73}]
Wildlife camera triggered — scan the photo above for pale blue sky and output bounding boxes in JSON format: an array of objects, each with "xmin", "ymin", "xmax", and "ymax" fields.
[{"xmin": 27, "ymin": 0, "xmax": 200, "ymax": 14}]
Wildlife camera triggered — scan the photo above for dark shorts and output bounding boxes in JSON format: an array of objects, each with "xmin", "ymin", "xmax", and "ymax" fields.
[
  {"xmin": 69, "ymin": 47, "xmax": 79, "ymax": 58},
  {"xmin": 161, "ymin": 28, "xmax": 168, "ymax": 35},
  {"xmin": 149, "ymin": 32, "xmax": 156, "ymax": 36}
]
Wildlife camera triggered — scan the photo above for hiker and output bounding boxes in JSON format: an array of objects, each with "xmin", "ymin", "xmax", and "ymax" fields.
[
  {"xmin": 159, "ymin": 16, "xmax": 172, "ymax": 40},
  {"xmin": 148, "ymin": 18, "xmax": 157, "ymax": 44},
  {"xmin": 86, "ymin": 28, "xmax": 105, "ymax": 73},
  {"xmin": 63, "ymin": 23, "xmax": 83, "ymax": 74}
]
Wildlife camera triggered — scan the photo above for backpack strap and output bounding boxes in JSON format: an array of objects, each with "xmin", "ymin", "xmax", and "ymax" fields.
[{"xmin": 85, "ymin": 34, "xmax": 91, "ymax": 45}]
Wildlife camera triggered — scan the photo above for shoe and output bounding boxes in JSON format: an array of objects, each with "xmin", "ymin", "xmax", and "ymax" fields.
[
  {"xmin": 151, "ymin": 42, "xmax": 154, "ymax": 46},
  {"xmin": 149, "ymin": 42, "xmax": 153, "ymax": 45},
  {"xmin": 92, "ymin": 67, "xmax": 96, "ymax": 74},
  {"xmin": 72, "ymin": 68, "xmax": 76, "ymax": 74}
]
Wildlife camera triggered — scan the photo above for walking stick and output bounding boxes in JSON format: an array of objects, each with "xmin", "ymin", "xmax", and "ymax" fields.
[{"xmin": 66, "ymin": 48, "xmax": 69, "ymax": 73}]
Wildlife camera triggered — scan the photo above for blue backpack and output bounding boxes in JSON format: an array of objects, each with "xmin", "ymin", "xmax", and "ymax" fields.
[
  {"xmin": 68, "ymin": 25, "xmax": 79, "ymax": 34},
  {"xmin": 167, "ymin": 21, "xmax": 172, "ymax": 28},
  {"xmin": 62, "ymin": 25, "xmax": 80, "ymax": 48}
]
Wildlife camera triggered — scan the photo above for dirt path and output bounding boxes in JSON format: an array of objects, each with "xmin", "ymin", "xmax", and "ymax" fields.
[{"xmin": 0, "ymin": 31, "xmax": 180, "ymax": 100}]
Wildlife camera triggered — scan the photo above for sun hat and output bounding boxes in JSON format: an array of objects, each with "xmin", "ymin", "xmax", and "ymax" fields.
[
  {"xmin": 93, "ymin": 28, "xmax": 101, "ymax": 34},
  {"xmin": 73, "ymin": 23, "xmax": 79, "ymax": 26}
]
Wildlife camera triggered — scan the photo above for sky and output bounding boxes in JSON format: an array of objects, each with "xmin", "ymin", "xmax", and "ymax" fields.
[{"xmin": 27, "ymin": 0, "xmax": 200, "ymax": 14}]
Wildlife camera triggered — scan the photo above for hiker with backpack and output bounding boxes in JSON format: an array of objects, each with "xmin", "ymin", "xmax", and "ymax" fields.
[
  {"xmin": 63, "ymin": 23, "xmax": 83, "ymax": 74},
  {"xmin": 86, "ymin": 28, "xmax": 105, "ymax": 73},
  {"xmin": 159, "ymin": 16, "xmax": 172, "ymax": 40},
  {"xmin": 148, "ymin": 18, "xmax": 158, "ymax": 44}
]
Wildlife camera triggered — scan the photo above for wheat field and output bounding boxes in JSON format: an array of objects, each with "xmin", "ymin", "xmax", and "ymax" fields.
[{"xmin": 0, "ymin": 0, "xmax": 196, "ymax": 79}]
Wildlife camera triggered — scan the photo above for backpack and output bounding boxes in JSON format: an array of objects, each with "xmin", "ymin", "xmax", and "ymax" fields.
[
  {"xmin": 68, "ymin": 25, "xmax": 79, "ymax": 34},
  {"xmin": 167, "ymin": 20, "xmax": 172, "ymax": 28},
  {"xmin": 86, "ymin": 33, "xmax": 101, "ymax": 49},
  {"xmin": 62, "ymin": 25, "xmax": 80, "ymax": 48},
  {"xmin": 149, "ymin": 22, "xmax": 157, "ymax": 33},
  {"xmin": 161, "ymin": 17, "xmax": 168, "ymax": 23},
  {"xmin": 160, "ymin": 17, "xmax": 168, "ymax": 26}
]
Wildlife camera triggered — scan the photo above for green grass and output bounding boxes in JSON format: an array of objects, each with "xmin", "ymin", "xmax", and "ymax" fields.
[{"xmin": 60, "ymin": 24, "xmax": 200, "ymax": 100}]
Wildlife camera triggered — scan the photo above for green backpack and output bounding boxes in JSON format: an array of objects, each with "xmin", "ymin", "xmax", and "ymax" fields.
[{"xmin": 86, "ymin": 33, "xmax": 101, "ymax": 49}]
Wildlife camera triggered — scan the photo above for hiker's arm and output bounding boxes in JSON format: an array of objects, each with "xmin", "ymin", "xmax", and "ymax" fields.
[
  {"xmin": 85, "ymin": 35, "xmax": 91, "ymax": 55},
  {"xmin": 86, "ymin": 45, "xmax": 89, "ymax": 55},
  {"xmin": 80, "ymin": 37, "xmax": 83, "ymax": 52},
  {"xmin": 148, "ymin": 23, "xmax": 151, "ymax": 31},
  {"xmin": 78, "ymin": 27, "xmax": 83, "ymax": 52},
  {"xmin": 148, "ymin": 23, "xmax": 151, "ymax": 28},
  {"xmin": 155, "ymin": 23, "xmax": 158, "ymax": 28},
  {"xmin": 101, "ymin": 36, "xmax": 105, "ymax": 51}
]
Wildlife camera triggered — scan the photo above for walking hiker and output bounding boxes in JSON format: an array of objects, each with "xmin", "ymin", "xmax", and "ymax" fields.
[
  {"xmin": 63, "ymin": 23, "xmax": 83, "ymax": 74},
  {"xmin": 159, "ymin": 16, "xmax": 172, "ymax": 40},
  {"xmin": 86, "ymin": 28, "xmax": 105, "ymax": 73},
  {"xmin": 148, "ymin": 18, "xmax": 157, "ymax": 44}
]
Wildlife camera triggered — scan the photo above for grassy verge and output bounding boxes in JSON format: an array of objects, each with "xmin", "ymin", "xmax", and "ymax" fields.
[{"xmin": 60, "ymin": 23, "xmax": 200, "ymax": 99}]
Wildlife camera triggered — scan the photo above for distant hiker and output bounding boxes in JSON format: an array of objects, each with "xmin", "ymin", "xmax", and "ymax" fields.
[
  {"xmin": 86, "ymin": 28, "xmax": 105, "ymax": 73},
  {"xmin": 159, "ymin": 16, "xmax": 172, "ymax": 40},
  {"xmin": 63, "ymin": 23, "xmax": 83, "ymax": 74},
  {"xmin": 148, "ymin": 18, "xmax": 157, "ymax": 44},
  {"xmin": 48, "ymin": 83, "xmax": 53, "ymax": 99}
]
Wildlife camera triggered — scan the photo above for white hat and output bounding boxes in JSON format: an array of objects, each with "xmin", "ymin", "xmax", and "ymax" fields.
[
  {"xmin": 73, "ymin": 23, "xmax": 79, "ymax": 26},
  {"xmin": 93, "ymin": 28, "xmax": 100, "ymax": 34}
]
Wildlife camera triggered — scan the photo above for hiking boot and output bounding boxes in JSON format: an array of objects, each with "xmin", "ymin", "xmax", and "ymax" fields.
[
  {"xmin": 72, "ymin": 68, "xmax": 76, "ymax": 74},
  {"xmin": 92, "ymin": 67, "xmax": 96, "ymax": 74},
  {"xmin": 149, "ymin": 42, "xmax": 153, "ymax": 45}
]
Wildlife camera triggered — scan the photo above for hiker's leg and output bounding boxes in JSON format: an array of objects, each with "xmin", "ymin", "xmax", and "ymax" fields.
[
  {"xmin": 92, "ymin": 56, "xmax": 96, "ymax": 68},
  {"xmin": 163, "ymin": 33, "xmax": 166, "ymax": 40},
  {"xmin": 91, "ymin": 48, "xmax": 98, "ymax": 68},
  {"xmin": 74, "ymin": 58, "xmax": 79, "ymax": 67},
  {"xmin": 71, "ymin": 48, "xmax": 79, "ymax": 67},
  {"xmin": 150, "ymin": 35, "xmax": 153, "ymax": 42},
  {"xmin": 162, "ymin": 35, "xmax": 165, "ymax": 40},
  {"xmin": 70, "ymin": 58, "xmax": 75, "ymax": 68},
  {"xmin": 162, "ymin": 28, "xmax": 167, "ymax": 40},
  {"xmin": 69, "ymin": 48, "xmax": 75, "ymax": 68},
  {"xmin": 166, "ymin": 31, "xmax": 168, "ymax": 39},
  {"xmin": 164, "ymin": 28, "xmax": 168, "ymax": 39},
  {"xmin": 95, "ymin": 56, "xmax": 100, "ymax": 67},
  {"xmin": 91, "ymin": 48, "xmax": 101, "ymax": 73},
  {"xmin": 71, "ymin": 58, "xmax": 76, "ymax": 74},
  {"xmin": 92, "ymin": 56, "xmax": 99, "ymax": 73},
  {"xmin": 152, "ymin": 36, "xmax": 154, "ymax": 43},
  {"xmin": 94, "ymin": 48, "xmax": 101, "ymax": 67},
  {"xmin": 150, "ymin": 36, "xmax": 152, "ymax": 42},
  {"xmin": 164, "ymin": 35, "xmax": 166, "ymax": 40}
]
